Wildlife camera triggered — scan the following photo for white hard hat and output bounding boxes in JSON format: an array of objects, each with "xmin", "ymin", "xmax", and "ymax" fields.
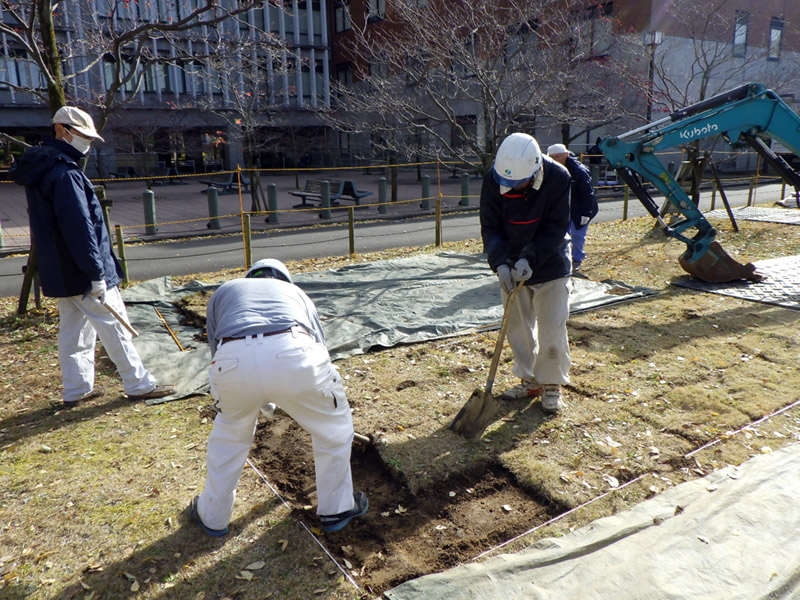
[
  {"xmin": 547, "ymin": 143, "xmax": 568, "ymax": 156},
  {"xmin": 493, "ymin": 133, "xmax": 542, "ymax": 194},
  {"xmin": 246, "ymin": 258, "xmax": 293, "ymax": 283},
  {"xmin": 51, "ymin": 106, "xmax": 105, "ymax": 141}
]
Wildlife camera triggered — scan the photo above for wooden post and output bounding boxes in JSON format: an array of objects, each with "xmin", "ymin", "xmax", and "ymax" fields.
[
  {"xmin": 115, "ymin": 225, "xmax": 129, "ymax": 287},
  {"xmin": 435, "ymin": 197, "xmax": 442, "ymax": 247},
  {"xmin": 622, "ymin": 187, "xmax": 629, "ymax": 221},
  {"xmin": 243, "ymin": 213, "xmax": 252, "ymax": 269}
]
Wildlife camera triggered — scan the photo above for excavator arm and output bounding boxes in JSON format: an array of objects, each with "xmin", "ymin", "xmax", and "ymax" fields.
[{"xmin": 599, "ymin": 82, "xmax": 800, "ymax": 282}]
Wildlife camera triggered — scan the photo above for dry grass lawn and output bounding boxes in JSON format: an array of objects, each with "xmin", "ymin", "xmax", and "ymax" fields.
[{"xmin": 2, "ymin": 209, "xmax": 800, "ymax": 598}]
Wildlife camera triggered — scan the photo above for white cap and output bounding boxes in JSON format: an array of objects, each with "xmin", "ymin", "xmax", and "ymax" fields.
[
  {"xmin": 547, "ymin": 143, "xmax": 568, "ymax": 156},
  {"xmin": 51, "ymin": 106, "xmax": 105, "ymax": 142}
]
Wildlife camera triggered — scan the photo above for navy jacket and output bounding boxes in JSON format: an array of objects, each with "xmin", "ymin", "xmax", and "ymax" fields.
[
  {"xmin": 564, "ymin": 154, "xmax": 598, "ymax": 229},
  {"xmin": 12, "ymin": 139, "xmax": 122, "ymax": 298},
  {"xmin": 480, "ymin": 156, "xmax": 572, "ymax": 285}
]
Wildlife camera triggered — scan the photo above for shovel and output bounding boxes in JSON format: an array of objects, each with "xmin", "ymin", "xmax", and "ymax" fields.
[{"xmin": 449, "ymin": 280, "xmax": 524, "ymax": 441}]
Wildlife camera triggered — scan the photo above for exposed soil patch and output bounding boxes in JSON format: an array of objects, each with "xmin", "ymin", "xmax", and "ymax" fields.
[{"xmin": 250, "ymin": 415, "xmax": 556, "ymax": 594}]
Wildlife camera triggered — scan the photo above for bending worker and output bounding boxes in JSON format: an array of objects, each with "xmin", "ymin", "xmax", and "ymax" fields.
[
  {"xmin": 480, "ymin": 132, "xmax": 572, "ymax": 413},
  {"xmin": 12, "ymin": 106, "xmax": 174, "ymax": 406},
  {"xmin": 547, "ymin": 143, "xmax": 598, "ymax": 272},
  {"xmin": 189, "ymin": 259, "xmax": 368, "ymax": 536}
]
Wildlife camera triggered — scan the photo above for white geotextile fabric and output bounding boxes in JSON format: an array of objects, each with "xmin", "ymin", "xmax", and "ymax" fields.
[
  {"xmin": 119, "ymin": 253, "xmax": 655, "ymax": 403},
  {"xmin": 385, "ymin": 442, "xmax": 800, "ymax": 600}
]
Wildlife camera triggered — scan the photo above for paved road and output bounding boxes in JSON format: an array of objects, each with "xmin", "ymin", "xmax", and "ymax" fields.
[{"xmin": 0, "ymin": 182, "xmax": 789, "ymax": 299}]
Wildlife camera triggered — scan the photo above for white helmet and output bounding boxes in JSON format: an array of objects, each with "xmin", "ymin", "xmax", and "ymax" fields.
[
  {"xmin": 492, "ymin": 133, "xmax": 543, "ymax": 194},
  {"xmin": 245, "ymin": 258, "xmax": 293, "ymax": 283}
]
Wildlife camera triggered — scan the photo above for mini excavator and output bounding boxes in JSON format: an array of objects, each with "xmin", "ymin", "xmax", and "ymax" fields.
[{"xmin": 600, "ymin": 82, "xmax": 800, "ymax": 283}]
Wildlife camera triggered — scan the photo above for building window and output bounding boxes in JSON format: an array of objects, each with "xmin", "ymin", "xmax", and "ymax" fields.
[
  {"xmin": 768, "ymin": 17, "xmax": 783, "ymax": 61},
  {"xmin": 733, "ymin": 10, "xmax": 749, "ymax": 58},
  {"xmin": 572, "ymin": 2, "xmax": 613, "ymax": 60},
  {"xmin": 336, "ymin": 62, "xmax": 353, "ymax": 86},
  {"xmin": 334, "ymin": 1, "xmax": 351, "ymax": 33},
  {"xmin": 367, "ymin": 0, "xmax": 386, "ymax": 23}
]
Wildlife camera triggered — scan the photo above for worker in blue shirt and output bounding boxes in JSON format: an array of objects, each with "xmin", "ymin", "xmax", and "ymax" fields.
[{"xmin": 547, "ymin": 143, "xmax": 599, "ymax": 272}]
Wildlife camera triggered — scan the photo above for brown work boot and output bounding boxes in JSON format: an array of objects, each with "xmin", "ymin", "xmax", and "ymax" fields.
[
  {"xmin": 62, "ymin": 386, "xmax": 106, "ymax": 408},
  {"xmin": 127, "ymin": 384, "xmax": 175, "ymax": 401}
]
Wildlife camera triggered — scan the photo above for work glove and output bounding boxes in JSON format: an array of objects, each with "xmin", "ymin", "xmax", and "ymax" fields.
[
  {"xmin": 580, "ymin": 216, "xmax": 591, "ymax": 227},
  {"xmin": 511, "ymin": 258, "xmax": 532, "ymax": 282},
  {"xmin": 88, "ymin": 280, "xmax": 107, "ymax": 303},
  {"xmin": 496, "ymin": 264, "xmax": 514, "ymax": 294}
]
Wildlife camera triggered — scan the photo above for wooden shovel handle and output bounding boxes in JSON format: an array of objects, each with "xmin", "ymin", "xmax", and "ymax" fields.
[{"xmin": 483, "ymin": 281, "xmax": 524, "ymax": 395}]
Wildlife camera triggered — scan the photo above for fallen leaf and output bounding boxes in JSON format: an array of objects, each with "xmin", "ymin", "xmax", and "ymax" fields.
[
  {"xmin": 502, "ymin": 504, "xmax": 512, "ymax": 513},
  {"xmin": 236, "ymin": 570, "xmax": 253, "ymax": 580},
  {"xmin": 131, "ymin": 580, "xmax": 140, "ymax": 592},
  {"xmin": 341, "ymin": 545, "xmax": 354, "ymax": 556},
  {"xmin": 245, "ymin": 561, "xmax": 265, "ymax": 570},
  {"xmin": 602, "ymin": 474, "xmax": 619, "ymax": 488},
  {"xmin": 395, "ymin": 505, "xmax": 407, "ymax": 514},
  {"xmin": 343, "ymin": 558, "xmax": 353, "ymax": 569},
  {"xmin": 280, "ymin": 540, "xmax": 288, "ymax": 551}
]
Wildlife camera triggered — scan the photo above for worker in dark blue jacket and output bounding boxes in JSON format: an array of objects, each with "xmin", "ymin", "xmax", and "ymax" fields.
[
  {"xmin": 13, "ymin": 106, "xmax": 173, "ymax": 407},
  {"xmin": 480, "ymin": 132, "xmax": 572, "ymax": 414},
  {"xmin": 547, "ymin": 143, "xmax": 599, "ymax": 271}
]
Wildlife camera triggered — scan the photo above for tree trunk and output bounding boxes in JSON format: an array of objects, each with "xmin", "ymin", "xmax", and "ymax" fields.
[{"xmin": 37, "ymin": 0, "xmax": 66, "ymax": 113}]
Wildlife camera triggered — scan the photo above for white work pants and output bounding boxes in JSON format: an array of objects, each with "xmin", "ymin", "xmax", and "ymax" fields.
[
  {"xmin": 57, "ymin": 286, "xmax": 156, "ymax": 402},
  {"xmin": 198, "ymin": 328, "xmax": 355, "ymax": 531},
  {"xmin": 502, "ymin": 276, "xmax": 572, "ymax": 386}
]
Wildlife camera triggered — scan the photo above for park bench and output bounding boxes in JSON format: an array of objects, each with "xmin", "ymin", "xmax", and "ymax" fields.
[
  {"xmin": 198, "ymin": 172, "xmax": 251, "ymax": 194},
  {"xmin": 289, "ymin": 179, "xmax": 372, "ymax": 207}
]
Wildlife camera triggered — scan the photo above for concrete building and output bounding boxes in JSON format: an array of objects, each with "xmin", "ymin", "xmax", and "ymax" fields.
[
  {"xmin": 1, "ymin": 0, "xmax": 333, "ymax": 176},
  {"xmin": 2, "ymin": 0, "xmax": 800, "ymax": 174}
]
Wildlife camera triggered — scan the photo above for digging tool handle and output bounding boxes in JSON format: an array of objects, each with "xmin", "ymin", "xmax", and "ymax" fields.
[
  {"xmin": 100, "ymin": 300, "xmax": 139, "ymax": 338},
  {"xmin": 484, "ymin": 281, "xmax": 524, "ymax": 396}
]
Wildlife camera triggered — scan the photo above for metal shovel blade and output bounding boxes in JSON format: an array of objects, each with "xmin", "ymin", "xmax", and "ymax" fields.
[
  {"xmin": 449, "ymin": 388, "xmax": 501, "ymax": 441},
  {"xmin": 678, "ymin": 241, "xmax": 764, "ymax": 283}
]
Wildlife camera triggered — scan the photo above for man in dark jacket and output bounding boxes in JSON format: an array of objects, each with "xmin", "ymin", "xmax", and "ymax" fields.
[
  {"xmin": 13, "ymin": 106, "xmax": 173, "ymax": 407},
  {"xmin": 547, "ymin": 143, "xmax": 599, "ymax": 271},
  {"xmin": 481, "ymin": 132, "xmax": 572, "ymax": 413}
]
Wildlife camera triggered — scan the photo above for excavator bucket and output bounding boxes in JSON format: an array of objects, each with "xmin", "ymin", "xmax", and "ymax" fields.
[{"xmin": 678, "ymin": 241, "xmax": 764, "ymax": 283}]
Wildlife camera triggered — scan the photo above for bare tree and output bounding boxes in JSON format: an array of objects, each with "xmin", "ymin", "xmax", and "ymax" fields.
[
  {"xmin": 322, "ymin": 0, "xmax": 631, "ymax": 172},
  {"xmin": 0, "ymin": 1, "xmax": 284, "ymax": 134}
]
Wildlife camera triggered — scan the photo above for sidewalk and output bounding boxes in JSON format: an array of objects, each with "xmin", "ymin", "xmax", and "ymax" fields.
[{"xmin": 0, "ymin": 168, "xmax": 486, "ymax": 256}]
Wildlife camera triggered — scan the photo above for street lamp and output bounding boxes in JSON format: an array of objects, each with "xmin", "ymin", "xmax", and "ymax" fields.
[{"xmin": 644, "ymin": 30, "xmax": 663, "ymax": 123}]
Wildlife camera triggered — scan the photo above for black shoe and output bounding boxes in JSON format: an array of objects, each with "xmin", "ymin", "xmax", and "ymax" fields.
[
  {"xmin": 320, "ymin": 491, "xmax": 369, "ymax": 532},
  {"xmin": 188, "ymin": 495, "xmax": 228, "ymax": 537},
  {"xmin": 127, "ymin": 384, "xmax": 175, "ymax": 401},
  {"xmin": 63, "ymin": 386, "xmax": 106, "ymax": 407}
]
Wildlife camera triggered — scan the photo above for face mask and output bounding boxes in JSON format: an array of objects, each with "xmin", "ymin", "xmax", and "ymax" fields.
[{"xmin": 67, "ymin": 133, "xmax": 92, "ymax": 155}]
